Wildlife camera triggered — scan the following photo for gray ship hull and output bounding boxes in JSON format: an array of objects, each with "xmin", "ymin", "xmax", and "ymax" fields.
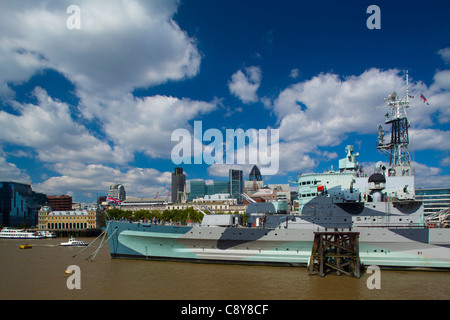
[{"xmin": 106, "ymin": 220, "xmax": 450, "ymax": 269}]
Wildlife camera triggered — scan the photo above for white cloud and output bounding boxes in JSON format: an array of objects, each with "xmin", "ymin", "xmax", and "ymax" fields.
[
  {"xmin": 409, "ymin": 129, "xmax": 450, "ymax": 151},
  {"xmin": 228, "ymin": 66, "xmax": 262, "ymax": 104},
  {"xmin": 438, "ymin": 47, "xmax": 450, "ymax": 64},
  {"xmin": 289, "ymin": 68, "xmax": 300, "ymax": 79},
  {"xmin": 0, "ymin": 0, "xmax": 201, "ymax": 114},
  {"xmin": 0, "ymin": 87, "xmax": 130, "ymax": 164},
  {"xmin": 433, "ymin": 70, "xmax": 450, "ymax": 89},
  {"xmin": 413, "ymin": 161, "xmax": 450, "ymax": 189},
  {"xmin": 270, "ymin": 69, "xmax": 401, "ymax": 173},
  {"xmin": 0, "ymin": 149, "xmax": 30, "ymax": 183},
  {"xmin": 35, "ymin": 162, "xmax": 172, "ymax": 199},
  {"xmin": 101, "ymin": 95, "xmax": 217, "ymax": 159},
  {"xmin": 440, "ymin": 156, "xmax": 450, "ymax": 167}
]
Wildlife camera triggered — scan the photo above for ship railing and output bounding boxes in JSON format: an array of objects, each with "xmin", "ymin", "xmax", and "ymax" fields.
[{"xmin": 355, "ymin": 223, "xmax": 449, "ymax": 229}]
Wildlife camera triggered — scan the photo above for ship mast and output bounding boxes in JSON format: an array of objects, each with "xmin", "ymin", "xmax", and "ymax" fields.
[{"xmin": 377, "ymin": 70, "xmax": 412, "ymax": 175}]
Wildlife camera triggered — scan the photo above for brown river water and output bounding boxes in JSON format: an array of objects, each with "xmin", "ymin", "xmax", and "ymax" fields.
[{"xmin": 0, "ymin": 237, "xmax": 449, "ymax": 300}]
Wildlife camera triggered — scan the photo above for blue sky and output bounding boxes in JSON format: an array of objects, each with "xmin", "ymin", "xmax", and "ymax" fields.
[{"xmin": 0, "ymin": 0, "xmax": 449, "ymax": 203}]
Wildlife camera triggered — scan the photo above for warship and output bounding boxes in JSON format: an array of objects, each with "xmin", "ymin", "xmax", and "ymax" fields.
[{"xmin": 106, "ymin": 72, "xmax": 450, "ymax": 269}]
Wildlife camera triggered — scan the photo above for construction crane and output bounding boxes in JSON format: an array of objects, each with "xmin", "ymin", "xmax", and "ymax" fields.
[{"xmin": 166, "ymin": 187, "xmax": 171, "ymax": 202}]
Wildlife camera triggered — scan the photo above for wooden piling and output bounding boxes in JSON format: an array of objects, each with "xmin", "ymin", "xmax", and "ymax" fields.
[{"xmin": 308, "ymin": 232, "xmax": 361, "ymax": 278}]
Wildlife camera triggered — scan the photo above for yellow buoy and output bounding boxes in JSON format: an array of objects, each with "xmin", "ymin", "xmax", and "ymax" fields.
[{"xmin": 19, "ymin": 244, "xmax": 32, "ymax": 249}]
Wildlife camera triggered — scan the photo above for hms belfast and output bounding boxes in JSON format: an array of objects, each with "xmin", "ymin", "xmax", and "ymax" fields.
[{"xmin": 106, "ymin": 73, "xmax": 450, "ymax": 269}]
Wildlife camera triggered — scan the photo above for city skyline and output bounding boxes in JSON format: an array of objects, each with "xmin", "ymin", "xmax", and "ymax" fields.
[{"xmin": 0, "ymin": 1, "xmax": 449, "ymax": 203}]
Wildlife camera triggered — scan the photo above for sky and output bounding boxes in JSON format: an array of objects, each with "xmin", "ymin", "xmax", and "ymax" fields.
[{"xmin": 0, "ymin": 0, "xmax": 449, "ymax": 203}]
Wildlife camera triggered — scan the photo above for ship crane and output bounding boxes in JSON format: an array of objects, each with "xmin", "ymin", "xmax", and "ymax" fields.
[
  {"xmin": 200, "ymin": 204, "xmax": 215, "ymax": 215},
  {"xmin": 192, "ymin": 204, "xmax": 208, "ymax": 216}
]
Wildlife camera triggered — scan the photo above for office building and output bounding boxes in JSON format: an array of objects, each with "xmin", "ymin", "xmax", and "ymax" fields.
[
  {"xmin": 415, "ymin": 188, "xmax": 450, "ymax": 215},
  {"xmin": 189, "ymin": 180, "xmax": 206, "ymax": 201},
  {"xmin": 108, "ymin": 184, "xmax": 126, "ymax": 201},
  {"xmin": 172, "ymin": 167, "xmax": 186, "ymax": 203},
  {"xmin": 187, "ymin": 179, "xmax": 230, "ymax": 202},
  {"xmin": 214, "ymin": 181, "xmax": 229, "ymax": 194},
  {"xmin": 229, "ymin": 169, "xmax": 244, "ymax": 203},
  {"xmin": 0, "ymin": 181, "xmax": 48, "ymax": 227},
  {"xmin": 47, "ymin": 195, "xmax": 72, "ymax": 211}
]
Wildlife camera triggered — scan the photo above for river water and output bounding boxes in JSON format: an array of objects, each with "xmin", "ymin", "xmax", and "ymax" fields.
[{"xmin": 0, "ymin": 237, "xmax": 449, "ymax": 300}]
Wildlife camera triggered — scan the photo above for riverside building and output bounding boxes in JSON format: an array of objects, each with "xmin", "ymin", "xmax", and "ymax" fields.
[{"xmin": 38, "ymin": 205, "xmax": 104, "ymax": 236}]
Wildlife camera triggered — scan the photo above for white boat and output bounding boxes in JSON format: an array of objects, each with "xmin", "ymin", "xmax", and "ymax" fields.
[
  {"xmin": 37, "ymin": 230, "xmax": 56, "ymax": 238},
  {"xmin": 0, "ymin": 228, "xmax": 45, "ymax": 239},
  {"xmin": 59, "ymin": 237, "xmax": 88, "ymax": 247}
]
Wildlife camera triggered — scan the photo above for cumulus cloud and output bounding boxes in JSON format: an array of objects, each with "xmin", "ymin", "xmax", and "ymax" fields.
[
  {"xmin": 413, "ymin": 161, "xmax": 450, "ymax": 189},
  {"xmin": 0, "ymin": 149, "xmax": 30, "ymax": 183},
  {"xmin": 101, "ymin": 95, "xmax": 217, "ymax": 159},
  {"xmin": 438, "ymin": 47, "xmax": 450, "ymax": 64},
  {"xmin": 35, "ymin": 162, "xmax": 172, "ymax": 200},
  {"xmin": 410, "ymin": 129, "xmax": 450, "ymax": 151},
  {"xmin": 0, "ymin": 0, "xmax": 201, "ymax": 101},
  {"xmin": 228, "ymin": 66, "xmax": 262, "ymax": 104},
  {"xmin": 0, "ymin": 87, "xmax": 130, "ymax": 164},
  {"xmin": 289, "ymin": 68, "xmax": 300, "ymax": 79}
]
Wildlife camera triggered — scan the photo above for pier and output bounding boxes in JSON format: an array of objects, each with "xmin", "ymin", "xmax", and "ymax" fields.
[
  {"xmin": 43, "ymin": 228, "xmax": 102, "ymax": 238},
  {"xmin": 308, "ymin": 231, "xmax": 361, "ymax": 278}
]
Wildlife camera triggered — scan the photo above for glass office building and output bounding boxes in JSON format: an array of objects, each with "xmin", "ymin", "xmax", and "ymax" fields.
[
  {"xmin": 188, "ymin": 180, "xmax": 230, "ymax": 201},
  {"xmin": 415, "ymin": 188, "xmax": 450, "ymax": 215},
  {"xmin": 171, "ymin": 167, "xmax": 186, "ymax": 203},
  {"xmin": 229, "ymin": 169, "xmax": 244, "ymax": 204},
  {"xmin": 0, "ymin": 181, "xmax": 48, "ymax": 227}
]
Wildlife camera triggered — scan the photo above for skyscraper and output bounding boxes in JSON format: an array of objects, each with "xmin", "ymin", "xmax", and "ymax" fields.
[
  {"xmin": 249, "ymin": 165, "xmax": 263, "ymax": 181},
  {"xmin": 229, "ymin": 169, "xmax": 244, "ymax": 203},
  {"xmin": 171, "ymin": 167, "xmax": 186, "ymax": 203}
]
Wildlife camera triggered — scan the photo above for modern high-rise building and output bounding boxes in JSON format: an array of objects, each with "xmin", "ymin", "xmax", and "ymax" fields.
[
  {"xmin": 108, "ymin": 184, "xmax": 126, "ymax": 201},
  {"xmin": 171, "ymin": 167, "xmax": 186, "ymax": 203},
  {"xmin": 249, "ymin": 165, "xmax": 263, "ymax": 181},
  {"xmin": 189, "ymin": 180, "xmax": 206, "ymax": 201},
  {"xmin": 229, "ymin": 169, "xmax": 244, "ymax": 203},
  {"xmin": 187, "ymin": 179, "xmax": 230, "ymax": 202},
  {"xmin": 0, "ymin": 181, "xmax": 48, "ymax": 227},
  {"xmin": 415, "ymin": 188, "xmax": 450, "ymax": 215}
]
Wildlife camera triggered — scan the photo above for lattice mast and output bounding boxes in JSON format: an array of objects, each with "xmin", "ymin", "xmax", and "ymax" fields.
[{"xmin": 377, "ymin": 71, "xmax": 412, "ymax": 173}]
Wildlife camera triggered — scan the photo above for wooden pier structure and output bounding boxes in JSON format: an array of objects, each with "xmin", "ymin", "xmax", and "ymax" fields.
[{"xmin": 308, "ymin": 231, "xmax": 361, "ymax": 278}]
